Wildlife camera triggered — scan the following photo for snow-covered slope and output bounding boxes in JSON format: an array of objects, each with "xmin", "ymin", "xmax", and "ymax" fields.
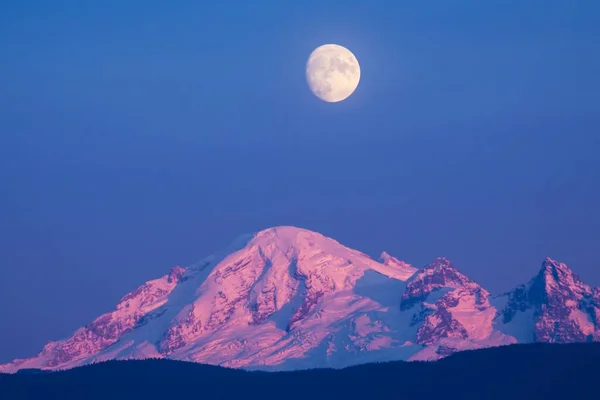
[{"xmin": 1, "ymin": 228, "xmax": 597, "ymax": 373}]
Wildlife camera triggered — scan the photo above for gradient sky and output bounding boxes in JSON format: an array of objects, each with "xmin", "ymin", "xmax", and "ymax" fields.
[{"xmin": 1, "ymin": 0, "xmax": 599, "ymax": 363}]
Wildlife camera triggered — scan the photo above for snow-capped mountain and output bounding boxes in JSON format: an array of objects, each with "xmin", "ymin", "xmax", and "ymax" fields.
[
  {"xmin": 494, "ymin": 257, "xmax": 600, "ymax": 343},
  {"xmin": 1, "ymin": 227, "xmax": 598, "ymax": 373}
]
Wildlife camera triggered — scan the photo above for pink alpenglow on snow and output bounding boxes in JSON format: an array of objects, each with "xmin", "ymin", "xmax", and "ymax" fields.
[{"xmin": 1, "ymin": 227, "xmax": 599, "ymax": 373}]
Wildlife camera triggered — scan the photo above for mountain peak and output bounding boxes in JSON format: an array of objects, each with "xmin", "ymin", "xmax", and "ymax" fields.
[
  {"xmin": 498, "ymin": 257, "xmax": 599, "ymax": 343},
  {"xmin": 206, "ymin": 227, "xmax": 324, "ymax": 265},
  {"xmin": 427, "ymin": 257, "xmax": 456, "ymax": 271},
  {"xmin": 540, "ymin": 257, "xmax": 576, "ymax": 276},
  {"xmin": 253, "ymin": 225, "xmax": 320, "ymax": 239},
  {"xmin": 379, "ymin": 252, "xmax": 417, "ymax": 277},
  {"xmin": 533, "ymin": 257, "xmax": 581, "ymax": 295},
  {"xmin": 245, "ymin": 226, "xmax": 341, "ymax": 252},
  {"xmin": 544, "ymin": 256, "xmax": 559, "ymax": 264},
  {"xmin": 400, "ymin": 258, "xmax": 476, "ymax": 310},
  {"xmin": 541, "ymin": 256, "xmax": 571, "ymax": 271},
  {"xmin": 168, "ymin": 266, "xmax": 186, "ymax": 283},
  {"xmin": 379, "ymin": 251, "xmax": 393, "ymax": 262},
  {"xmin": 418, "ymin": 257, "xmax": 471, "ymax": 284}
]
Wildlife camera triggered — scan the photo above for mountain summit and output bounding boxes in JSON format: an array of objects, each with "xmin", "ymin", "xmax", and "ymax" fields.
[
  {"xmin": 1, "ymin": 227, "xmax": 598, "ymax": 372},
  {"xmin": 495, "ymin": 257, "xmax": 600, "ymax": 343}
]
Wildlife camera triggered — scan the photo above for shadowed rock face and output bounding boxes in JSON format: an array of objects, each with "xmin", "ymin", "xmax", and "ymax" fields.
[
  {"xmin": 1, "ymin": 227, "xmax": 599, "ymax": 373},
  {"xmin": 417, "ymin": 306, "xmax": 469, "ymax": 345}
]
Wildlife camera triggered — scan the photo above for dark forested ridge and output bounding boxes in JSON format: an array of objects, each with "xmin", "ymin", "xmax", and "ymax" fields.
[{"xmin": 1, "ymin": 343, "xmax": 599, "ymax": 400}]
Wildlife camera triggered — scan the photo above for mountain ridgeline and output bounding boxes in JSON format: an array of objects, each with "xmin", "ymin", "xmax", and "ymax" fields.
[{"xmin": 2, "ymin": 226, "xmax": 599, "ymax": 373}]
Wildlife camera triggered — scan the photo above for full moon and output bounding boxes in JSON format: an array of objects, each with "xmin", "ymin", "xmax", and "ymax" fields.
[{"xmin": 306, "ymin": 44, "xmax": 361, "ymax": 103}]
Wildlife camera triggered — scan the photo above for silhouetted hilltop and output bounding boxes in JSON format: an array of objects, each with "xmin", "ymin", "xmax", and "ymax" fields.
[{"xmin": 1, "ymin": 343, "xmax": 599, "ymax": 400}]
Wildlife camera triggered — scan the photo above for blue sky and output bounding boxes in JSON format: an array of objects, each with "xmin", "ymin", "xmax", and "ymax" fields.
[{"xmin": 0, "ymin": 0, "xmax": 599, "ymax": 362}]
